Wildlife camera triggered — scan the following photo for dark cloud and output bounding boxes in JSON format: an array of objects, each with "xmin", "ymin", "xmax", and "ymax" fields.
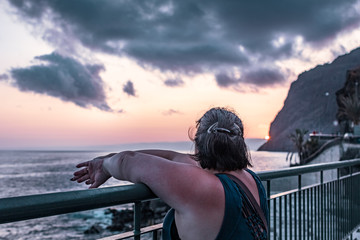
[
  {"xmin": 164, "ymin": 78, "xmax": 184, "ymax": 87},
  {"xmin": 7, "ymin": 0, "xmax": 360, "ymax": 87},
  {"xmin": 215, "ymin": 74, "xmax": 240, "ymax": 88},
  {"xmin": 9, "ymin": 52, "xmax": 111, "ymax": 111},
  {"xmin": 242, "ymin": 68, "xmax": 286, "ymax": 86},
  {"xmin": 123, "ymin": 80, "xmax": 136, "ymax": 97},
  {"xmin": 0, "ymin": 74, "xmax": 9, "ymax": 81},
  {"xmin": 216, "ymin": 68, "xmax": 285, "ymax": 88},
  {"xmin": 162, "ymin": 109, "xmax": 181, "ymax": 116}
]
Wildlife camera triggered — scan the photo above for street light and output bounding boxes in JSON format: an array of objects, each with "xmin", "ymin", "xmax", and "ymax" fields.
[{"xmin": 322, "ymin": 92, "xmax": 330, "ymax": 133}]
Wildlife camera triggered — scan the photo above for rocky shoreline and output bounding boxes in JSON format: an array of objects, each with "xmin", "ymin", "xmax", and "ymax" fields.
[{"xmin": 84, "ymin": 200, "xmax": 170, "ymax": 235}]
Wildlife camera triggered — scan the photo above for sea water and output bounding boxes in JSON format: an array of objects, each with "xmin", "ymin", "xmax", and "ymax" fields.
[{"xmin": 0, "ymin": 139, "xmax": 289, "ymax": 240}]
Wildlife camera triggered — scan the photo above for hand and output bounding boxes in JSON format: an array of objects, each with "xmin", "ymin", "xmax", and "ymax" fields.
[{"xmin": 71, "ymin": 156, "xmax": 111, "ymax": 188}]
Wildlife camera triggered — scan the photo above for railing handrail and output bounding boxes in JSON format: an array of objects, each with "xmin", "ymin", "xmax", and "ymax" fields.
[
  {"xmin": 0, "ymin": 183, "xmax": 157, "ymax": 224},
  {"xmin": 1, "ymin": 158, "xmax": 359, "ymax": 225},
  {"xmin": 257, "ymin": 158, "xmax": 360, "ymax": 180}
]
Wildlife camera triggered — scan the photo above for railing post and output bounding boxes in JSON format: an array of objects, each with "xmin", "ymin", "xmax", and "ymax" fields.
[
  {"xmin": 289, "ymin": 193, "xmax": 292, "ymax": 240},
  {"xmin": 284, "ymin": 195, "xmax": 287, "ymax": 240},
  {"xmin": 310, "ymin": 187, "xmax": 313, "ymax": 239},
  {"xmin": 350, "ymin": 165, "xmax": 353, "ymax": 237},
  {"xmin": 134, "ymin": 201, "xmax": 141, "ymax": 240},
  {"xmin": 279, "ymin": 196, "xmax": 282, "ymax": 240},
  {"xmin": 298, "ymin": 174, "xmax": 301, "ymax": 240},
  {"xmin": 337, "ymin": 168, "xmax": 340, "ymax": 240},
  {"xmin": 294, "ymin": 192, "xmax": 297, "ymax": 240},
  {"xmin": 274, "ymin": 198, "xmax": 277, "ymax": 240},
  {"xmin": 306, "ymin": 188, "xmax": 309, "ymax": 240},
  {"xmin": 153, "ymin": 230, "xmax": 158, "ymax": 240},
  {"xmin": 266, "ymin": 180, "xmax": 271, "ymax": 240},
  {"xmin": 320, "ymin": 170, "xmax": 324, "ymax": 240}
]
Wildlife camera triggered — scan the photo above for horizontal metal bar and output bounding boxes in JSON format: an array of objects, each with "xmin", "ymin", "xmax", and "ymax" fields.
[
  {"xmin": 0, "ymin": 183, "xmax": 157, "ymax": 224},
  {"xmin": 98, "ymin": 223, "xmax": 163, "ymax": 240},
  {"xmin": 270, "ymin": 172, "xmax": 360, "ymax": 199},
  {"xmin": 257, "ymin": 158, "xmax": 360, "ymax": 180},
  {"xmin": 1, "ymin": 159, "xmax": 359, "ymax": 225}
]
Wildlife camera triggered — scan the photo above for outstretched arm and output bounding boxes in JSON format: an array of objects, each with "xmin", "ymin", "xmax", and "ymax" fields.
[
  {"xmin": 72, "ymin": 151, "xmax": 222, "ymax": 213},
  {"xmin": 71, "ymin": 149, "xmax": 197, "ymax": 189},
  {"xmin": 136, "ymin": 149, "xmax": 197, "ymax": 165},
  {"xmin": 95, "ymin": 149, "xmax": 197, "ymax": 165}
]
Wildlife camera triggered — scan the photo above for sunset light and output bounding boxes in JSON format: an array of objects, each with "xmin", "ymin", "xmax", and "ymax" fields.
[
  {"xmin": 0, "ymin": 0, "xmax": 360, "ymax": 150},
  {"xmin": 1, "ymin": 1, "xmax": 360, "ymax": 239}
]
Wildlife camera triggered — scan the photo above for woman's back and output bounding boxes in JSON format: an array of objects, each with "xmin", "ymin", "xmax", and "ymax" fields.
[
  {"xmin": 215, "ymin": 170, "xmax": 268, "ymax": 239},
  {"xmin": 163, "ymin": 168, "xmax": 268, "ymax": 240}
]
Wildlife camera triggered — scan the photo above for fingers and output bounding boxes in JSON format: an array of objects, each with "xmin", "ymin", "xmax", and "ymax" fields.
[
  {"xmin": 72, "ymin": 159, "xmax": 105, "ymax": 189},
  {"xmin": 71, "ymin": 167, "xmax": 89, "ymax": 182},
  {"xmin": 74, "ymin": 167, "xmax": 88, "ymax": 176},
  {"xmin": 76, "ymin": 161, "xmax": 89, "ymax": 168},
  {"xmin": 74, "ymin": 174, "xmax": 90, "ymax": 183},
  {"xmin": 85, "ymin": 179, "xmax": 94, "ymax": 185}
]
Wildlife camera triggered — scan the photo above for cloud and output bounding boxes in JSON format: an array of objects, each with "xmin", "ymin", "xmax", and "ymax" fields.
[
  {"xmin": 9, "ymin": 52, "xmax": 111, "ymax": 111},
  {"xmin": 7, "ymin": 0, "xmax": 360, "ymax": 88},
  {"xmin": 0, "ymin": 74, "xmax": 9, "ymax": 81},
  {"xmin": 162, "ymin": 109, "xmax": 182, "ymax": 116},
  {"xmin": 216, "ymin": 68, "xmax": 285, "ymax": 88},
  {"xmin": 164, "ymin": 78, "xmax": 184, "ymax": 87},
  {"xmin": 242, "ymin": 68, "xmax": 286, "ymax": 86},
  {"xmin": 123, "ymin": 80, "xmax": 136, "ymax": 97},
  {"xmin": 215, "ymin": 73, "xmax": 240, "ymax": 88}
]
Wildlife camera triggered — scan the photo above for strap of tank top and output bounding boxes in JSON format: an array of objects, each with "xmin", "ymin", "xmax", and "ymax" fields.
[{"xmin": 224, "ymin": 173, "xmax": 268, "ymax": 233}]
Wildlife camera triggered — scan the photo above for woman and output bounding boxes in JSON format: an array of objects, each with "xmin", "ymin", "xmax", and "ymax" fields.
[{"xmin": 72, "ymin": 107, "xmax": 268, "ymax": 239}]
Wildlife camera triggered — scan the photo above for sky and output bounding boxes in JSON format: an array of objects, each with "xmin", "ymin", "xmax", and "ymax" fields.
[{"xmin": 1, "ymin": 0, "xmax": 360, "ymax": 150}]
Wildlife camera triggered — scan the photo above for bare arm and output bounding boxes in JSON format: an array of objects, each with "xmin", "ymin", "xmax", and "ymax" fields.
[
  {"xmin": 72, "ymin": 151, "xmax": 221, "ymax": 213},
  {"xmin": 92, "ymin": 149, "xmax": 197, "ymax": 165},
  {"xmin": 103, "ymin": 151, "xmax": 222, "ymax": 212},
  {"xmin": 136, "ymin": 149, "xmax": 197, "ymax": 165}
]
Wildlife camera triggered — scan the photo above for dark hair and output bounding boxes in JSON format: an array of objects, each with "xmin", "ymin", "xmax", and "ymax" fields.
[{"xmin": 192, "ymin": 107, "xmax": 252, "ymax": 171}]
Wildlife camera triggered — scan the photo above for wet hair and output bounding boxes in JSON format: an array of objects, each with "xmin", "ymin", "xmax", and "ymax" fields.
[{"xmin": 192, "ymin": 107, "xmax": 252, "ymax": 171}]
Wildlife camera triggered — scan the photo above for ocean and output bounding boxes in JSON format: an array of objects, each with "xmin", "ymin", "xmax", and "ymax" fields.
[{"xmin": 0, "ymin": 139, "xmax": 289, "ymax": 240}]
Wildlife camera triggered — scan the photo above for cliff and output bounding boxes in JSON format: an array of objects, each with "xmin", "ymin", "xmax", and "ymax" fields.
[{"xmin": 258, "ymin": 47, "xmax": 360, "ymax": 152}]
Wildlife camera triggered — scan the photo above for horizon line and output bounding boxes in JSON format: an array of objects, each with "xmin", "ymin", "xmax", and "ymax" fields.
[{"xmin": 0, "ymin": 138, "xmax": 266, "ymax": 152}]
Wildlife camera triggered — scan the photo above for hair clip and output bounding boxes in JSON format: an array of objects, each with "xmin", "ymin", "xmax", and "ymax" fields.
[
  {"xmin": 207, "ymin": 122, "xmax": 231, "ymax": 134},
  {"xmin": 207, "ymin": 122, "xmax": 219, "ymax": 133}
]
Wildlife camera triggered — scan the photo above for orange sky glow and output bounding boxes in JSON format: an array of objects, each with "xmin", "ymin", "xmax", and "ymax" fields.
[{"xmin": 1, "ymin": 1, "xmax": 360, "ymax": 150}]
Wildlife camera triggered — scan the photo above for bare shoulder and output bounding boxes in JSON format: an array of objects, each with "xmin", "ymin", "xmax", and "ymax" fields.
[
  {"xmin": 143, "ymin": 162, "xmax": 224, "ymax": 212},
  {"xmin": 231, "ymin": 169, "xmax": 260, "ymax": 205},
  {"xmin": 173, "ymin": 167, "xmax": 225, "ymax": 239}
]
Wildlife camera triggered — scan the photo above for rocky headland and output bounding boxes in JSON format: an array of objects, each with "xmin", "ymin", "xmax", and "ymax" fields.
[{"xmin": 259, "ymin": 47, "xmax": 360, "ymax": 152}]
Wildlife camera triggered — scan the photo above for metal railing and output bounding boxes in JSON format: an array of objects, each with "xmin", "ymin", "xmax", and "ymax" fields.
[
  {"xmin": 1, "ymin": 159, "xmax": 360, "ymax": 240},
  {"xmin": 261, "ymin": 159, "xmax": 360, "ymax": 240}
]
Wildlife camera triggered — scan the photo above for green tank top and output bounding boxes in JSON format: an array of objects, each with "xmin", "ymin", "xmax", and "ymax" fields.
[{"xmin": 163, "ymin": 169, "xmax": 269, "ymax": 239}]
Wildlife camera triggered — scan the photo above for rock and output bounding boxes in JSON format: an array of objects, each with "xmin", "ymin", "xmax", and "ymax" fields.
[
  {"xmin": 84, "ymin": 223, "xmax": 104, "ymax": 234},
  {"xmin": 105, "ymin": 208, "xmax": 133, "ymax": 232},
  {"xmin": 105, "ymin": 200, "xmax": 170, "ymax": 232},
  {"xmin": 259, "ymin": 47, "xmax": 360, "ymax": 152}
]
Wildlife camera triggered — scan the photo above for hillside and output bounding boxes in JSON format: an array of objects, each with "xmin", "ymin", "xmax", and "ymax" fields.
[{"xmin": 258, "ymin": 47, "xmax": 360, "ymax": 152}]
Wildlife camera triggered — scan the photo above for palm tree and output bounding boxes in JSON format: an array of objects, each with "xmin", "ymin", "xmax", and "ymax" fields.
[
  {"xmin": 338, "ymin": 95, "xmax": 360, "ymax": 125},
  {"xmin": 289, "ymin": 129, "xmax": 309, "ymax": 164}
]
